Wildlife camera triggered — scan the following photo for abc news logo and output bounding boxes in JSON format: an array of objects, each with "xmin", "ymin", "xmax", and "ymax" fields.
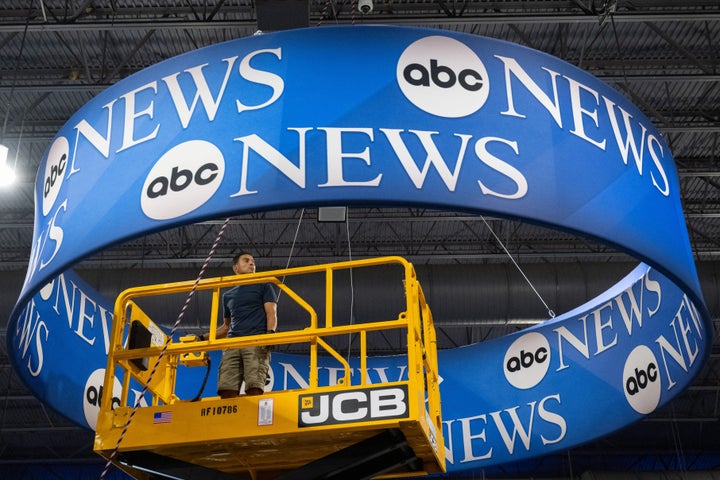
[
  {"xmin": 625, "ymin": 363, "xmax": 658, "ymax": 396},
  {"xmin": 402, "ymin": 59, "xmax": 483, "ymax": 92},
  {"xmin": 503, "ymin": 332, "xmax": 551, "ymax": 390},
  {"xmin": 141, "ymin": 140, "xmax": 225, "ymax": 220},
  {"xmin": 145, "ymin": 163, "xmax": 219, "ymax": 198},
  {"xmin": 45, "ymin": 154, "xmax": 66, "ymax": 200},
  {"xmin": 396, "ymin": 35, "xmax": 490, "ymax": 118},
  {"xmin": 506, "ymin": 345, "xmax": 548, "ymax": 373},
  {"xmin": 85, "ymin": 383, "xmax": 121, "ymax": 411},
  {"xmin": 83, "ymin": 369, "xmax": 126, "ymax": 430},
  {"xmin": 42, "ymin": 136, "xmax": 70, "ymax": 216},
  {"xmin": 298, "ymin": 385, "xmax": 409, "ymax": 427},
  {"xmin": 623, "ymin": 345, "xmax": 661, "ymax": 414}
]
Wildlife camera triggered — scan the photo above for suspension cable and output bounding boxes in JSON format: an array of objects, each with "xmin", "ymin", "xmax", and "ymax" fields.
[
  {"xmin": 277, "ymin": 208, "xmax": 305, "ymax": 304},
  {"xmin": 345, "ymin": 209, "xmax": 356, "ymax": 361},
  {"xmin": 99, "ymin": 217, "xmax": 231, "ymax": 479},
  {"xmin": 480, "ymin": 216, "xmax": 555, "ymax": 319}
]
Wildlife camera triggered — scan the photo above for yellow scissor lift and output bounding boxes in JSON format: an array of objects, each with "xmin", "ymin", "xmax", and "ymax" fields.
[{"xmin": 95, "ymin": 257, "xmax": 445, "ymax": 480}]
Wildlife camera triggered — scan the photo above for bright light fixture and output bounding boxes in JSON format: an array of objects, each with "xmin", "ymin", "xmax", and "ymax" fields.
[{"xmin": 0, "ymin": 144, "xmax": 17, "ymax": 186}]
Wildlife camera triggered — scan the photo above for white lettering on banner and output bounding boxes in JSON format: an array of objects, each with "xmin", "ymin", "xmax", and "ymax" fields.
[
  {"xmin": 565, "ymin": 76, "xmax": 606, "ymax": 150},
  {"xmin": 368, "ymin": 365, "xmax": 409, "ymax": 384},
  {"xmin": 28, "ymin": 200, "xmax": 68, "ymax": 280},
  {"xmin": 381, "ymin": 129, "xmax": 470, "ymax": 191},
  {"xmin": 235, "ymin": 48, "xmax": 284, "ymax": 113},
  {"xmin": 75, "ymin": 289, "xmax": 99, "ymax": 346},
  {"xmin": 39, "ymin": 200, "xmax": 67, "ymax": 270},
  {"xmin": 496, "ymin": 56, "xmax": 563, "ymax": 127},
  {"xmin": 231, "ymin": 127, "xmax": 528, "ymax": 199},
  {"xmin": 604, "ymin": 98, "xmax": 669, "ymax": 196},
  {"xmin": 546, "ymin": 271, "xmax": 703, "ymax": 413},
  {"xmin": 231, "ymin": 129, "xmax": 310, "ymax": 196},
  {"xmin": 593, "ymin": 301, "xmax": 618, "ymax": 354},
  {"xmin": 51, "ymin": 274, "xmax": 114, "ymax": 352},
  {"xmin": 26, "ymin": 171, "xmax": 67, "ymax": 286},
  {"xmin": 70, "ymin": 99, "xmax": 118, "ymax": 177},
  {"xmin": 28, "ymin": 40, "xmax": 680, "ymax": 284},
  {"xmin": 13, "ymin": 273, "xmax": 116, "ymax": 379},
  {"xmin": 647, "ymin": 133, "xmax": 670, "ymax": 195},
  {"xmin": 277, "ymin": 363, "xmax": 410, "ymax": 390},
  {"xmin": 117, "ymin": 81, "xmax": 160, "ymax": 152},
  {"xmin": 442, "ymin": 393, "xmax": 566, "ymax": 464},
  {"xmin": 323, "ymin": 367, "xmax": 350, "ymax": 386},
  {"xmin": 278, "ymin": 362, "xmax": 310, "ymax": 389},
  {"xmin": 162, "ymin": 56, "xmax": 239, "ymax": 128},
  {"xmin": 655, "ymin": 296, "xmax": 704, "ymax": 390},
  {"xmin": 554, "ymin": 271, "xmax": 661, "ymax": 371},
  {"xmin": 494, "ymin": 55, "xmax": 669, "ymax": 196},
  {"xmin": 475, "ymin": 136, "xmax": 527, "ymax": 199},
  {"xmin": 319, "ymin": 127, "xmax": 382, "ymax": 187},
  {"xmin": 53, "ymin": 40, "xmax": 672, "ymax": 218},
  {"xmin": 14, "ymin": 299, "xmax": 48, "ymax": 377},
  {"xmin": 67, "ymin": 47, "xmax": 285, "ymax": 172}
]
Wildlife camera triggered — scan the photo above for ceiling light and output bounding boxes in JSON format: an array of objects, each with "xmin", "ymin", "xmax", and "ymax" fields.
[{"xmin": 0, "ymin": 144, "xmax": 17, "ymax": 186}]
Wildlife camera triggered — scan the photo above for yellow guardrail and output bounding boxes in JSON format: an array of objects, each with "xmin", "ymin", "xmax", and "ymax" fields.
[{"xmin": 97, "ymin": 256, "xmax": 444, "ymax": 477}]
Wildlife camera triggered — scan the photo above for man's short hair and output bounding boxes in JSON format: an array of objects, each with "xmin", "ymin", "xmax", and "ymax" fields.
[{"xmin": 232, "ymin": 251, "xmax": 252, "ymax": 265}]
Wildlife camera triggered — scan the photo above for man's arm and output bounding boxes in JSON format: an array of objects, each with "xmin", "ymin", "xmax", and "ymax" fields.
[
  {"xmin": 199, "ymin": 317, "xmax": 229, "ymax": 341},
  {"xmin": 216, "ymin": 317, "xmax": 230, "ymax": 339},
  {"xmin": 264, "ymin": 302, "xmax": 277, "ymax": 332}
]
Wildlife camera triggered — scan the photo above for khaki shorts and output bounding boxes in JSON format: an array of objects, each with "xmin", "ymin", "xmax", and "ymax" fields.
[{"xmin": 217, "ymin": 346, "xmax": 271, "ymax": 393}]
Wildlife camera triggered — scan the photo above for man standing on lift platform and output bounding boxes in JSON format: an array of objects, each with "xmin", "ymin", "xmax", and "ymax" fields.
[{"xmin": 198, "ymin": 252, "xmax": 278, "ymax": 397}]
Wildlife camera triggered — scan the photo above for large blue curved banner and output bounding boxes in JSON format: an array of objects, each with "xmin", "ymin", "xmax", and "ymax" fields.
[{"xmin": 7, "ymin": 25, "xmax": 712, "ymax": 474}]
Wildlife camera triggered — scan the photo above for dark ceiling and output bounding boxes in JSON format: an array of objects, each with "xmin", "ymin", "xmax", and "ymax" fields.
[{"xmin": 1, "ymin": 1, "xmax": 719, "ymax": 479}]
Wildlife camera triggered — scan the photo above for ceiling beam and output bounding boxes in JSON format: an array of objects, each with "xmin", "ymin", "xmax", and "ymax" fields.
[{"xmin": 1, "ymin": 12, "xmax": 720, "ymax": 34}]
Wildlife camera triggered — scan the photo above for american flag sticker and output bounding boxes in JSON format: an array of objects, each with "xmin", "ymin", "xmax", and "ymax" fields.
[{"xmin": 153, "ymin": 411, "xmax": 172, "ymax": 424}]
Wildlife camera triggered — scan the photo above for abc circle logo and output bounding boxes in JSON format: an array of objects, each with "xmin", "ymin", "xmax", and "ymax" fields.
[
  {"xmin": 503, "ymin": 332, "xmax": 551, "ymax": 390},
  {"xmin": 83, "ymin": 369, "xmax": 123, "ymax": 430},
  {"xmin": 396, "ymin": 35, "xmax": 490, "ymax": 118},
  {"xmin": 623, "ymin": 345, "xmax": 661, "ymax": 414},
  {"xmin": 42, "ymin": 136, "xmax": 70, "ymax": 216},
  {"xmin": 141, "ymin": 140, "xmax": 225, "ymax": 220}
]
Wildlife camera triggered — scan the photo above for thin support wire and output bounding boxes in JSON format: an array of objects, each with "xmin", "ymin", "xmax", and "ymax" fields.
[
  {"xmin": 609, "ymin": 11, "xmax": 630, "ymax": 91},
  {"xmin": 345, "ymin": 210, "xmax": 356, "ymax": 361},
  {"xmin": 98, "ymin": 217, "xmax": 231, "ymax": 479},
  {"xmin": 480, "ymin": 216, "xmax": 555, "ymax": 319},
  {"xmin": 278, "ymin": 208, "xmax": 305, "ymax": 302}
]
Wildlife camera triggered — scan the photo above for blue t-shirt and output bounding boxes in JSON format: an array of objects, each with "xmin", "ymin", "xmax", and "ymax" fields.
[{"xmin": 222, "ymin": 283, "xmax": 278, "ymax": 337}]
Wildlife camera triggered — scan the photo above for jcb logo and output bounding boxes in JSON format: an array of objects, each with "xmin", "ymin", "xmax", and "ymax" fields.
[{"xmin": 298, "ymin": 385, "xmax": 408, "ymax": 427}]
